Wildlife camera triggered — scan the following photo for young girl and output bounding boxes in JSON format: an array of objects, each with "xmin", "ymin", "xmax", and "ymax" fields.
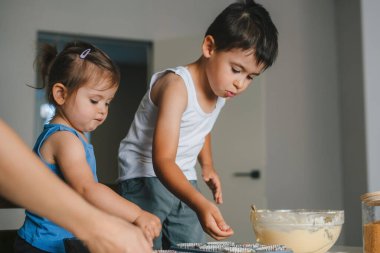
[
  {"xmin": 118, "ymin": 0, "xmax": 278, "ymax": 250},
  {"xmin": 16, "ymin": 41, "xmax": 161, "ymax": 253}
]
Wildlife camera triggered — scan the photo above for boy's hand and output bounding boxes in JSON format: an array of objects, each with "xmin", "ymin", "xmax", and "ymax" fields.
[
  {"xmin": 133, "ymin": 210, "xmax": 162, "ymax": 243},
  {"xmin": 196, "ymin": 199, "xmax": 234, "ymax": 240},
  {"xmin": 202, "ymin": 165, "xmax": 223, "ymax": 204}
]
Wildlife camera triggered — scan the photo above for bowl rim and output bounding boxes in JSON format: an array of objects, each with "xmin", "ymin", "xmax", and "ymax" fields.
[
  {"xmin": 253, "ymin": 209, "xmax": 344, "ymax": 214},
  {"xmin": 251, "ymin": 209, "xmax": 344, "ymax": 226}
]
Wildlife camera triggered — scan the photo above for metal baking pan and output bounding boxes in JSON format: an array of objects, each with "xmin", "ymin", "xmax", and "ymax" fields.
[
  {"xmin": 170, "ymin": 242, "xmax": 293, "ymax": 253},
  {"xmin": 170, "ymin": 247, "xmax": 293, "ymax": 253}
]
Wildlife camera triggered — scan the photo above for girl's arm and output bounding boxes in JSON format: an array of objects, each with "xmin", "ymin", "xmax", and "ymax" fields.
[
  {"xmin": 197, "ymin": 133, "xmax": 223, "ymax": 204},
  {"xmin": 47, "ymin": 131, "xmax": 161, "ymax": 242},
  {"xmin": 150, "ymin": 73, "xmax": 233, "ymax": 240},
  {"xmin": 0, "ymin": 119, "xmax": 152, "ymax": 253}
]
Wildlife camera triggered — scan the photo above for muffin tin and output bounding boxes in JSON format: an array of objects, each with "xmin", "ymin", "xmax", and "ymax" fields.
[
  {"xmin": 65, "ymin": 238, "xmax": 293, "ymax": 253},
  {"xmin": 170, "ymin": 241, "xmax": 293, "ymax": 253}
]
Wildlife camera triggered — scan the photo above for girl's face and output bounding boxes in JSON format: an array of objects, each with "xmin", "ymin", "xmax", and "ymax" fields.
[
  {"xmin": 57, "ymin": 80, "xmax": 118, "ymax": 133},
  {"xmin": 205, "ymin": 46, "xmax": 265, "ymax": 99}
]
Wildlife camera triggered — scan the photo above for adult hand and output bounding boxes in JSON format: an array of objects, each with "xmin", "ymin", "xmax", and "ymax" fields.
[{"xmin": 84, "ymin": 214, "xmax": 153, "ymax": 253}]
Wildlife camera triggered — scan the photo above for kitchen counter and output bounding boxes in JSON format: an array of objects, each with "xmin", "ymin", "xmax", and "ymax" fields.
[{"xmin": 328, "ymin": 246, "xmax": 362, "ymax": 253}]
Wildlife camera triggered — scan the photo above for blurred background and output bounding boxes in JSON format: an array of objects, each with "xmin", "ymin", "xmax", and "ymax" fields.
[{"xmin": 1, "ymin": 0, "xmax": 379, "ymax": 249}]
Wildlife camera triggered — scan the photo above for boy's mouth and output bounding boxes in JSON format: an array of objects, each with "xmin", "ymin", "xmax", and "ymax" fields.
[{"xmin": 226, "ymin": 91, "xmax": 235, "ymax": 98}]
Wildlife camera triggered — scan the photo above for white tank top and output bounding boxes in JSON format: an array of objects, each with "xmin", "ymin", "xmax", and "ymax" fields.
[{"xmin": 118, "ymin": 66, "xmax": 225, "ymax": 181}]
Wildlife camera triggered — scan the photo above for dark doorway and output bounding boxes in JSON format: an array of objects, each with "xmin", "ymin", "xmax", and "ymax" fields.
[{"xmin": 35, "ymin": 31, "xmax": 152, "ymax": 183}]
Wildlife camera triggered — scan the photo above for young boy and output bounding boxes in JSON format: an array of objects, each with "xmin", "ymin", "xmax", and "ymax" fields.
[{"xmin": 118, "ymin": 0, "xmax": 278, "ymax": 249}]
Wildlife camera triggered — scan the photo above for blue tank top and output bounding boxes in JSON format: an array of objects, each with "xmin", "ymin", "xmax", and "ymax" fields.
[{"xmin": 18, "ymin": 124, "xmax": 98, "ymax": 253}]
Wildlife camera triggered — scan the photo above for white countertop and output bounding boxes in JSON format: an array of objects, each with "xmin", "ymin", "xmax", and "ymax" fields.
[{"xmin": 328, "ymin": 246, "xmax": 362, "ymax": 253}]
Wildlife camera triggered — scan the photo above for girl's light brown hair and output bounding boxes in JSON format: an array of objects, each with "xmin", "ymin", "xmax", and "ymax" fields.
[{"xmin": 36, "ymin": 40, "xmax": 120, "ymax": 107}]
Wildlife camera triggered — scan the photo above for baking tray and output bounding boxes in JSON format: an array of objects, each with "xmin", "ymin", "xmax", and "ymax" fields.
[
  {"xmin": 171, "ymin": 248, "xmax": 292, "ymax": 253},
  {"xmin": 170, "ymin": 242, "xmax": 293, "ymax": 253},
  {"xmin": 171, "ymin": 247, "xmax": 292, "ymax": 253},
  {"xmin": 64, "ymin": 238, "xmax": 293, "ymax": 253}
]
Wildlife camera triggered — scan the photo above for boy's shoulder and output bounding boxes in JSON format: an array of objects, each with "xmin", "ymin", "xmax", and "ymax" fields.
[
  {"xmin": 151, "ymin": 70, "xmax": 188, "ymax": 107},
  {"xmin": 154, "ymin": 69, "xmax": 187, "ymax": 90},
  {"xmin": 159, "ymin": 70, "xmax": 183, "ymax": 83}
]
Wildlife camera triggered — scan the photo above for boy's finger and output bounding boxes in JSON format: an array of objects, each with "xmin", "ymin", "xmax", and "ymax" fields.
[
  {"xmin": 217, "ymin": 221, "xmax": 230, "ymax": 231},
  {"xmin": 208, "ymin": 224, "xmax": 234, "ymax": 240},
  {"xmin": 213, "ymin": 189, "xmax": 222, "ymax": 204},
  {"xmin": 215, "ymin": 194, "xmax": 223, "ymax": 204},
  {"xmin": 213, "ymin": 212, "xmax": 232, "ymax": 232}
]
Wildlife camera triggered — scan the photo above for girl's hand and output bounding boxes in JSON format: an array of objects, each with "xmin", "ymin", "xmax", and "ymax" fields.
[
  {"xmin": 202, "ymin": 165, "xmax": 223, "ymax": 204},
  {"xmin": 133, "ymin": 210, "xmax": 162, "ymax": 242},
  {"xmin": 195, "ymin": 199, "xmax": 234, "ymax": 240}
]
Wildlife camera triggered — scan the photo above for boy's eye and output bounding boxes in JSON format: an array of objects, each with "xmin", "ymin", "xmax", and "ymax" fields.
[
  {"xmin": 90, "ymin": 99, "xmax": 98, "ymax": 104},
  {"xmin": 247, "ymin": 75, "xmax": 254, "ymax": 81},
  {"xmin": 232, "ymin": 68, "xmax": 240, "ymax": 73}
]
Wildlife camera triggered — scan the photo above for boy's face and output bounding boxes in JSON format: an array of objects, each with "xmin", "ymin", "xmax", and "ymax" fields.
[{"xmin": 204, "ymin": 40, "xmax": 265, "ymax": 99}]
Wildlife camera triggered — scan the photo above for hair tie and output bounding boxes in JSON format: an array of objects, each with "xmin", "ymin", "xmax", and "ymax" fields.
[{"xmin": 79, "ymin": 48, "xmax": 91, "ymax": 59}]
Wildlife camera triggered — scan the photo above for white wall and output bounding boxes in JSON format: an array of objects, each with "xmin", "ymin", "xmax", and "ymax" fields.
[
  {"xmin": 334, "ymin": 0, "xmax": 380, "ymax": 245},
  {"xmin": 361, "ymin": 0, "xmax": 380, "ymax": 193},
  {"xmin": 262, "ymin": 1, "xmax": 343, "ymax": 210},
  {"xmin": 336, "ymin": 0, "xmax": 367, "ymax": 246}
]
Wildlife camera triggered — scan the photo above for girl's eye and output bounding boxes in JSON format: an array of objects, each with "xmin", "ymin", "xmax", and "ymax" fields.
[
  {"xmin": 247, "ymin": 75, "xmax": 254, "ymax": 81},
  {"xmin": 90, "ymin": 99, "xmax": 98, "ymax": 104},
  {"xmin": 232, "ymin": 68, "xmax": 240, "ymax": 74},
  {"xmin": 105, "ymin": 102, "xmax": 110, "ymax": 107}
]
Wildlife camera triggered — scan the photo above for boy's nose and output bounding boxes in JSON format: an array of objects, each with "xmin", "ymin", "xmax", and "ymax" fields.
[{"xmin": 233, "ymin": 79, "xmax": 243, "ymax": 89}]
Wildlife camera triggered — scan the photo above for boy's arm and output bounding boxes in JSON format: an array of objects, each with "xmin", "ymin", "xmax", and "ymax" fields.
[
  {"xmin": 0, "ymin": 119, "xmax": 153, "ymax": 253},
  {"xmin": 197, "ymin": 133, "xmax": 223, "ymax": 204},
  {"xmin": 50, "ymin": 131, "xmax": 161, "ymax": 242},
  {"xmin": 151, "ymin": 74, "xmax": 233, "ymax": 240}
]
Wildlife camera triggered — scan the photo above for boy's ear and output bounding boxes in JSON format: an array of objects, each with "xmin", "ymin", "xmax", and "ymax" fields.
[
  {"xmin": 202, "ymin": 35, "xmax": 216, "ymax": 58},
  {"xmin": 52, "ymin": 83, "xmax": 68, "ymax": 105}
]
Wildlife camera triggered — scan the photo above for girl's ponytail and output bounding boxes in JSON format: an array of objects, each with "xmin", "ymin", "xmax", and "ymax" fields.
[{"xmin": 35, "ymin": 44, "xmax": 58, "ymax": 88}]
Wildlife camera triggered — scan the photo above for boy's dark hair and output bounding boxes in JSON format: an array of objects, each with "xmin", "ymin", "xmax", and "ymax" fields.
[
  {"xmin": 36, "ymin": 40, "xmax": 120, "ymax": 107},
  {"xmin": 205, "ymin": 0, "xmax": 278, "ymax": 69}
]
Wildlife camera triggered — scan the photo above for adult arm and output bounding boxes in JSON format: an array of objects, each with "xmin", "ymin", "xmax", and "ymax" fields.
[{"xmin": 0, "ymin": 119, "xmax": 152, "ymax": 253}]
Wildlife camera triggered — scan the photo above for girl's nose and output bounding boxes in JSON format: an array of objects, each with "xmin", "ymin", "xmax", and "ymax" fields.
[{"xmin": 99, "ymin": 104, "xmax": 107, "ymax": 114}]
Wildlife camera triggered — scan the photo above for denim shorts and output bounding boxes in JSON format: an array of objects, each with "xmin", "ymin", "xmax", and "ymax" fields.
[{"xmin": 119, "ymin": 177, "xmax": 205, "ymax": 250}]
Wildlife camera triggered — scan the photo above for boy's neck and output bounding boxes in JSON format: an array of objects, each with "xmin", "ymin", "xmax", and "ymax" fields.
[{"xmin": 187, "ymin": 58, "xmax": 219, "ymax": 112}]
